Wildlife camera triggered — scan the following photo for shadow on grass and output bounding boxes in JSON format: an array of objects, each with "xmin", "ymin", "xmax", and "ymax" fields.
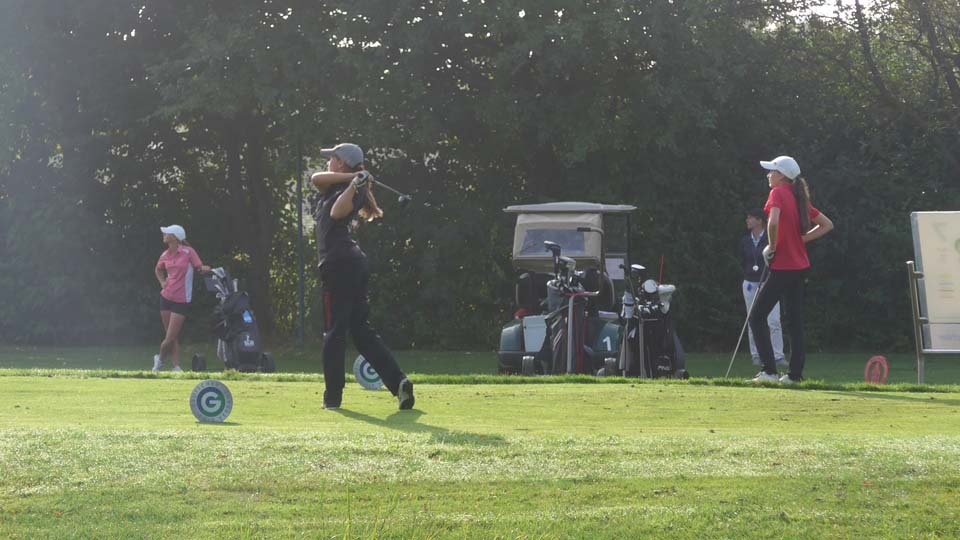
[
  {"xmin": 335, "ymin": 408, "xmax": 506, "ymax": 446},
  {"xmin": 195, "ymin": 421, "xmax": 242, "ymax": 427},
  {"xmin": 825, "ymin": 391, "xmax": 960, "ymax": 407}
]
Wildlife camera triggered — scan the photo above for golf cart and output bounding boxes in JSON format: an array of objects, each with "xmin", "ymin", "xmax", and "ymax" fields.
[{"xmin": 497, "ymin": 202, "xmax": 634, "ymax": 375}]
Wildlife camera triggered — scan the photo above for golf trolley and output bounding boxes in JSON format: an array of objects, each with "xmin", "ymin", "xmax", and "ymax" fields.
[
  {"xmin": 498, "ymin": 202, "xmax": 631, "ymax": 375},
  {"xmin": 537, "ymin": 240, "xmax": 620, "ymax": 374},
  {"xmin": 615, "ymin": 263, "xmax": 688, "ymax": 379},
  {"xmin": 192, "ymin": 267, "xmax": 276, "ymax": 373}
]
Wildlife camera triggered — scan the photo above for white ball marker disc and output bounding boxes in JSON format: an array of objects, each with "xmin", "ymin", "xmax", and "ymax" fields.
[
  {"xmin": 353, "ymin": 355, "xmax": 384, "ymax": 390},
  {"xmin": 190, "ymin": 380, "xmax": 233, "ymax": 423}
]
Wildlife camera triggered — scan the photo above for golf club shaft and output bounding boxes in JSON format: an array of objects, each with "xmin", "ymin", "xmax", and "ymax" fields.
[
  {"xmin": 372, "ymin": 179, "xmax": 409, "ymax": 198},
  {"xmin": 725, "ymin": 265, "xmax": 770, "ymax": 378}
]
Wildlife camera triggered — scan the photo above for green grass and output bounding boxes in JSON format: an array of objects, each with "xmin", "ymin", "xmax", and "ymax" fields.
[
  {"xmin": 1, "ymin": 346, "xmax": 958, "ymax": 537},
  {"xmin": 2, "ymin": 344, "xmax": 959, "ymax": 384},
  {"xmin": 1, "ymin": 376, "xmax": 959, "ymax": 538},
  {"xmin": 0, "ymin": 344, "xmax": 490, "ymax": 375}
]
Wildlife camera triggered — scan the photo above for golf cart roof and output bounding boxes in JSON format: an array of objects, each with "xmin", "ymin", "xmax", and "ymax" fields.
[
  {"xmin": 504, "ymin": 202, "xmax": 637, "ymax": 214},
  {"xmin": 506, "ymin": 202, "xmax": 636, "ymax": 273}
]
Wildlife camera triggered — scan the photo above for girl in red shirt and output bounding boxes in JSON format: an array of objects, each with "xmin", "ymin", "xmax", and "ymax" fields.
[{"xmin": 749, "ymin": 156, "xmax": 833, "ymax": 383}]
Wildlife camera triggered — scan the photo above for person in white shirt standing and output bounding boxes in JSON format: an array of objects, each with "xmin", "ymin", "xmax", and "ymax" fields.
[{"xmin": 740, "ymin": 208, "xmax": 785, "ymax": 369}]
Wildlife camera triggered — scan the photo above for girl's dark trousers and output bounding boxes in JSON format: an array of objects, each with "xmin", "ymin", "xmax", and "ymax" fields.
[
  {"xmin": 749, "ymin": 269, "xmax": 806, "ymax": 379},
  {"xmin": 320, "ymin": 257, "xmax": 405, "ymax": 400}
]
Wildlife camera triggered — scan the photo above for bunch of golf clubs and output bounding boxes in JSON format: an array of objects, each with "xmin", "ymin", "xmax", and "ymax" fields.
[
  {"xmin": 615, "ymin": 263, "xmax": 683, "ymax": 378},
  {"xmin": 543, "ymin": 241, "xmax": 599, "ymax": 374}
]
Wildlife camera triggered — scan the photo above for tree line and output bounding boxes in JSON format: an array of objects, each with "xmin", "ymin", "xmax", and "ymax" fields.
[{"xmin": 1, "ymin": 0, "xmax": 957, "ymax": 351}]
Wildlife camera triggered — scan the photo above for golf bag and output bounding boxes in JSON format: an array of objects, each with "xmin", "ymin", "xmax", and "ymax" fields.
[
  {"xmin": 617, "ymin": 264, "xmax": 689, "ymax": 379},
  {"xmin": 621, "ymin": 310, "xmax": 687, "ymax": 378},
  {"xmin": 204, "ymin": 268, "xmax": 276, "ymax": 373},
  {"xmin": 535, "ymin": 249, "xmax": 604, "ymax": 375},
  {"xmin": 539, "ymin": 294, "xmax": 597, "ymax": 374}
]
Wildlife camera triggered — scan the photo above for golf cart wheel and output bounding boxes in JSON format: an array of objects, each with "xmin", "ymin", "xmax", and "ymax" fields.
[
  {"xmin": 521, "ymin": 355, "xmax": 536, "ymax": 376},
  {"xmin": 260, "ymin": 352, "xmax": 276, "ymax": 373}
]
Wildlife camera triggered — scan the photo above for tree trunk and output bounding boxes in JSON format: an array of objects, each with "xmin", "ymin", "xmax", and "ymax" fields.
[
  {"xmin": 853, "ymin": 0, "xmax": 900, "ymax": 111},
  {"xmin": 241, "ymin": 114, "xmax": 276, "ymax": 337},
  {"xmin": 912, "ymin": 0, "xmax": 960, "ymax": 114}
]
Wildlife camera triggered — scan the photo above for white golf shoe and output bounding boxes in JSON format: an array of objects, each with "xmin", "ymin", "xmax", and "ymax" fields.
[
  {"xmin": 152, "ymin": 354, "xmax": 162, "ymax": 373},
  {"xmin": 397, "ymin": 378, "xmax": 415, "ymax": 410},
  {"xmin": 751, "ymin": 371, "xmax": 780, "ymax": 383},
  {"xmin": 779, "ymin": 374, "xmax": 801, "ymax": 385}
]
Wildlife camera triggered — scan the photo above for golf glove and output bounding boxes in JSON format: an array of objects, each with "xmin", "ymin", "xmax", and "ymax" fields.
[
  {"xmin": 351, "ymin": 171, "xmax": 370, "ymax": 189},
  {"xmin": 762, "ymin": 245, "xmax": 775, "ymax": 263}
]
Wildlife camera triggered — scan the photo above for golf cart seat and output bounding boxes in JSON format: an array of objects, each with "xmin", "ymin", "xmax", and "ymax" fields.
[
  {"xmin": 515, "ymin": 272, "xmax": 551, "ymax": 313},
  {"xmin": 582, "ymin": 268, "xmax": 616, "ymax": 312}
]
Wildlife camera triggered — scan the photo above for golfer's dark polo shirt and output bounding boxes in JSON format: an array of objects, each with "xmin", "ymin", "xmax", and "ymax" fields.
[{"xmin": 315, "ymin": 185, "xmax": 366, "ymax": 269}]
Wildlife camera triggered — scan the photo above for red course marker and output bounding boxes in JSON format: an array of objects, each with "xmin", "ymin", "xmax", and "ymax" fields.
[{"xmin": 864, "ymin": 355, "xmax": 889, "ymax": 384}]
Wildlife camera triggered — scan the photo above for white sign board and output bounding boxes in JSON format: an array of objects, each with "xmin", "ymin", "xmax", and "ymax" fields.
[{"xmin": 911, "ymin": 212, "xmax": 960, "ymax": 349}]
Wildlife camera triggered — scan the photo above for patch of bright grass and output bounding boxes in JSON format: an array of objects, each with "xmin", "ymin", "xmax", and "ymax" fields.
[
  {"xmin": 2, "ymin": 345, "xmax": 958, "ymax": 385},
  {"xmin": 0, "ymin": 378, "xmax": 958, "ymax": 538}
]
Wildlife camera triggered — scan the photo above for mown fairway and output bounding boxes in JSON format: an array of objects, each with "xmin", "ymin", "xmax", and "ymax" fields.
[{"xmin": 1, "ymin": 374, "xmax": 959, "ymax": 539}]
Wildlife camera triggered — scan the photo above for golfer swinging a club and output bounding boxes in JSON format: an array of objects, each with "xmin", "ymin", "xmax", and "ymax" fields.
[
  {"xmin": 749, "ymin": 156, "xmax": 833, "ymax": 384},
  {"xmin": 311, "ymin": 143, "xmax": 415, "ymax": 410}
]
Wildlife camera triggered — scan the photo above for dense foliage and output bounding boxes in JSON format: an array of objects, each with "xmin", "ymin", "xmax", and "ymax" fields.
[{"xmin": 1, "ymin": 0, "xmax": 957, "ymax": 350}]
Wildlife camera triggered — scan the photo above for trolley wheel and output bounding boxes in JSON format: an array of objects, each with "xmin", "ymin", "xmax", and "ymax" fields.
[
  {"xmin": 260, "ymin": 352, "xmax": 276, "ymax": 373},
  {"xmin": 191, "ymin": 353, "xmax": 207, "ymax": 372},
  {"xmin": 521, "ymin": 355, "xmax": 536, "ymax": 376}
]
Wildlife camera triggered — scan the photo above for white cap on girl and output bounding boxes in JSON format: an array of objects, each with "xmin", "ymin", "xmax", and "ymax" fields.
[
  {"xmin": 161, "ymin": 225, "xmax": 186, "ymax": 241},
  {"xmin": 760, "ymin": 156, "xmax": 801, "ymax": 180}
]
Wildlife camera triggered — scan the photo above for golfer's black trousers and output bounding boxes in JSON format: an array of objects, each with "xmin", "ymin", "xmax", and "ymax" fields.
[
  {"xmin": 749, "ymin": 269, "xmax": 806, "ymax": 378},
  {"xmin": 320, "ymin": 257, "xmax": 405, "ymax": 397}
]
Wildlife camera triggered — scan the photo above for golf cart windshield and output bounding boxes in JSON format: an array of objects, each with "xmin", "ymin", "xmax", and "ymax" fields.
[
  {"xmin": 512, "ymin": 212, "xmax": 603, "ymax": 272},
  {"xmin": 518, "ymin": 229, "xmax": 586, "ymax": 256}
]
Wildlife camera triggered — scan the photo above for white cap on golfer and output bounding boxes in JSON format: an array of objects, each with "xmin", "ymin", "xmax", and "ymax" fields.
[
  {"xmin": 319, "ymin": 143, "xmax": 364, "ymax": 168},
  {"xmin": 161, "ymin": 224, "xmax": 186, "ymax": 241},
  {"xmin": 760, "ymin": 156, "xmax": 801, "ymax": 180}
]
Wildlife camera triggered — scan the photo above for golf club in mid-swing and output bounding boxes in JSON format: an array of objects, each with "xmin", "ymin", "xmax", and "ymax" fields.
[
  {"xmin": 353, "ymin": 171, "xmax": 413, "ymax": 207},
  {"xmin": 725, "ymin": 263, "xmax": 771, "ymax": 378},
  {"xmin": 371, "ymin": 178, "xmax": 413, "ymax": 207}
]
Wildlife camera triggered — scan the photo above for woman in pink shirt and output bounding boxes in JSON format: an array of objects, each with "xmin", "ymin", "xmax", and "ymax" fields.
[{"xmin": 154, "ymin": 225, "xmax": 210, "ymax": 372}]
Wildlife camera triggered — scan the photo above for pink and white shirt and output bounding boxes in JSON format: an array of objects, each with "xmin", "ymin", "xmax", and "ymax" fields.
[{"xmin": 156, "ymin": 246, "xmax": 203, "ymax": 303}]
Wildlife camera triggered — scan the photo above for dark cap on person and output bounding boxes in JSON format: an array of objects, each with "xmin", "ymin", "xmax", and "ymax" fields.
[{"xmin": 319, "ymin": 143, "xmax": 364, "ymax": 168}]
